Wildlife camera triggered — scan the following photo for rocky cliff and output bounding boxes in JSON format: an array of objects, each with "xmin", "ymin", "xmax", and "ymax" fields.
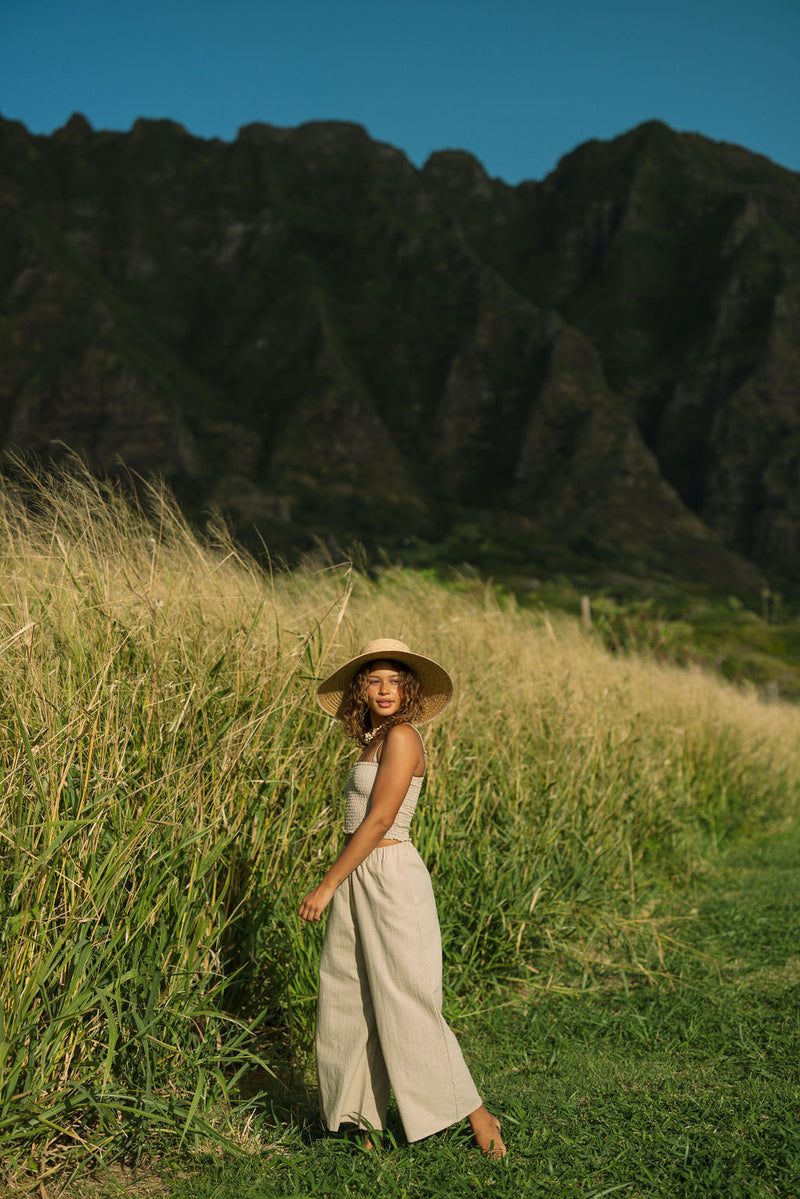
[{"xmin": 1, "ymin": 113, "xmax": 799, "ymax": 589}]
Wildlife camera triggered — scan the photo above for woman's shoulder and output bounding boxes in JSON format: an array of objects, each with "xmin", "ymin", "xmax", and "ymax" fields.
[
  {"xmin": 378, "ymin": 723, "xmax": 426, "ymax": 771},
  {"xmin": 385, "ymin": 722, "xmax": 424, "ymax": 750}
]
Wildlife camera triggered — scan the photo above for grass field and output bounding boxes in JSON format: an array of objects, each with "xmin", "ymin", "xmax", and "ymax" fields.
[
  {"xmin": 161, "ymin": 819, "xmax": 800, "ymax": 1199},
  {"xmin": 1, "ymin": 462, "xmax": 799, "ymax": 1193}
]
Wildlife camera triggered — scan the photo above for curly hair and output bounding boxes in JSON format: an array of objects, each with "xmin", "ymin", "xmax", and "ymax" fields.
[{"xmin": 340, "ymin": 659, "xmax": 424, "ymax": 745}]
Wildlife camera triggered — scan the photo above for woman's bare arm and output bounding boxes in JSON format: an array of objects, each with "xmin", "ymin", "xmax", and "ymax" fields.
[{"xmin": 298, "ymin": 724, "xmax": 423, "ymax": 923}]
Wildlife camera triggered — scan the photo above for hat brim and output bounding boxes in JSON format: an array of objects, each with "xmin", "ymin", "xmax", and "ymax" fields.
[{"xmin": 316, "ymin": 647, "xmax": 453, "ymax": 724}]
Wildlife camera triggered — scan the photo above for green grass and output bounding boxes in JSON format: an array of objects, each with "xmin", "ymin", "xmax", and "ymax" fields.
[
  {"xmin": 157, "ymin": 821, "xmax": 800, "ymax": 1199},
  {"xmin": 2, "ymin": 462, "xmax": 800, "ymax": 1190},
  {"xmin": 513, "ymin": 581, "xmax": 800, "ymax": 701}
]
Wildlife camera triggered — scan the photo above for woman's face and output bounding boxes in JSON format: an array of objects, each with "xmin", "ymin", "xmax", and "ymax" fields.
[{"xmin": 364, "ymin": 661, "xmax": 404, "ymax": 724}]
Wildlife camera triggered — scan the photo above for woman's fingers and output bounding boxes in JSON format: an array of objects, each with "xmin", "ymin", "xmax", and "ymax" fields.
[
  {"xmin": 299, "ymin": 881, "xmax": 335, "ymax": 922},
  {"xmin": 299, "ymin": 891, "xmax": 324, "ymax": 922}
]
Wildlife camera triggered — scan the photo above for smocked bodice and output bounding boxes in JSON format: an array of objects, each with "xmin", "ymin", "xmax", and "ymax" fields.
[{"xmin": 343, "ymin": 760, "xmax": 424, "ymax": 842}]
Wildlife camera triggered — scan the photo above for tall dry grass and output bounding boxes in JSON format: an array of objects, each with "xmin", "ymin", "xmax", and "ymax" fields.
[{"xmin": 1, "ymin": 461, "xmax": 799, "ymax": 1179}]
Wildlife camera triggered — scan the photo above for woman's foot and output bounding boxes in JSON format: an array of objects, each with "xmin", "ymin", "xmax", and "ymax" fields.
[{"xmin": 468, "ymin": 1105, "xmax": 506, "ymax": 1158}]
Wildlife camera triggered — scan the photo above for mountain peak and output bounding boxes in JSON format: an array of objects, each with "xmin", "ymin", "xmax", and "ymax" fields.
[
  {"xmin": 422, "ymin": 149, "xmax": 496, "ymax": 199},
  {"xmin": 53, "ymin": 112, "xmax": 94, "ymax": 142}
]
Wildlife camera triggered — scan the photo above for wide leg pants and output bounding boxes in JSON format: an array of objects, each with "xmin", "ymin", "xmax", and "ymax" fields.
[{"xmin": 316, "ymin": 842, "xmax": 482, "ymax": 1143}]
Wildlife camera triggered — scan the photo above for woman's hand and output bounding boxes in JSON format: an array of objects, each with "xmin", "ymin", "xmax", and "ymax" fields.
[{"xmin": 299, "ymin": 880, "xmax": 336, "ymax": 923}]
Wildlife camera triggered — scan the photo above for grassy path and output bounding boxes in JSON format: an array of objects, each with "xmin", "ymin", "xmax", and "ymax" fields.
[{"xmin": 166, "ymin": 824, "xmax": 800, "ymax": 1198}]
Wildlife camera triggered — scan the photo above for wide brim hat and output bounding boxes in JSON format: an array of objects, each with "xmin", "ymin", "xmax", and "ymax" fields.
[{"xmin": 316, "ymin": 638, "xmax": 453, "ymax": 724}]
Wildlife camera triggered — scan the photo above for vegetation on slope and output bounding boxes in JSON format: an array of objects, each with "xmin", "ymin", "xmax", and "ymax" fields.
[{"xmin": 3, "ymin": 114, "xmax": 800, "ymax": 587}]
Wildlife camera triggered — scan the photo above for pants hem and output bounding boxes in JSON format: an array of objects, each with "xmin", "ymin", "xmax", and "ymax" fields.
[{"xmin": 404, "ymin": 1094, "xmax": 483, "ymax": 1143}]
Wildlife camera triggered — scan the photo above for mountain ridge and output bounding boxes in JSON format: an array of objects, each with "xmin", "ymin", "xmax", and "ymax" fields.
[{"xmin": 1, "ymin": 112, "xmax": 799, "ymax": 591}]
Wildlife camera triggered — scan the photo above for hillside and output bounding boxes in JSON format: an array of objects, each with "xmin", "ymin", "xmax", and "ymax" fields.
[{"xmin": 1, "ymin": 114, "xmax": 799, "ymax": 590}]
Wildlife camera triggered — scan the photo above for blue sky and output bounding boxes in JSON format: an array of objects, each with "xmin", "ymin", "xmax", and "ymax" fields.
[{"xmin": 2, "ymin": 0, "xmax": 798, "ymax": 184}]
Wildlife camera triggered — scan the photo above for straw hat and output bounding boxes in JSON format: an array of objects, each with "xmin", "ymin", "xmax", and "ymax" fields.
[{"xmin": 316, "ymin": 638, "xmax": 453, "ymax": 724}]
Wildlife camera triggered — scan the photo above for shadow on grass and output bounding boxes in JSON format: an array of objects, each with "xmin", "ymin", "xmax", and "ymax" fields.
[{"xmin": 237, "ymin": 1060, "xmax": 408, "ymax": 1150}]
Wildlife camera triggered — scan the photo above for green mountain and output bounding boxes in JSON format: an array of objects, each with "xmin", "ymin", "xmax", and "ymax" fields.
[{"xmin": 2, "ymin": 113, "xmax": 799, "ymax": 590}]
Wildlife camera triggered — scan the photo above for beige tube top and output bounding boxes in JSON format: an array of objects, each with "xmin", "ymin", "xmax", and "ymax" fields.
[{"xmin": 343, "ymin": 760, "xmax": 424, "ymax": 842}]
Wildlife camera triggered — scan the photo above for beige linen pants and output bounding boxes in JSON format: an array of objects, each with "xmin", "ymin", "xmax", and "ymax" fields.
[{"xmin": 316, "ymin": 842, "xmax": 481, "ymax": 1143}]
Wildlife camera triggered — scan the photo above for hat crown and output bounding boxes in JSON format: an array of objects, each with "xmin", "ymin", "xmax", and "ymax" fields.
[{"xmin": 358, "ymin": 638, "xmax": 411, "ymax": 656}]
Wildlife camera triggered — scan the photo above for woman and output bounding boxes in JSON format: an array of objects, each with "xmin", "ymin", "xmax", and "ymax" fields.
[{"xmin": 299, "ymin": 638, "xmax": 505, "ymax": 1157}]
